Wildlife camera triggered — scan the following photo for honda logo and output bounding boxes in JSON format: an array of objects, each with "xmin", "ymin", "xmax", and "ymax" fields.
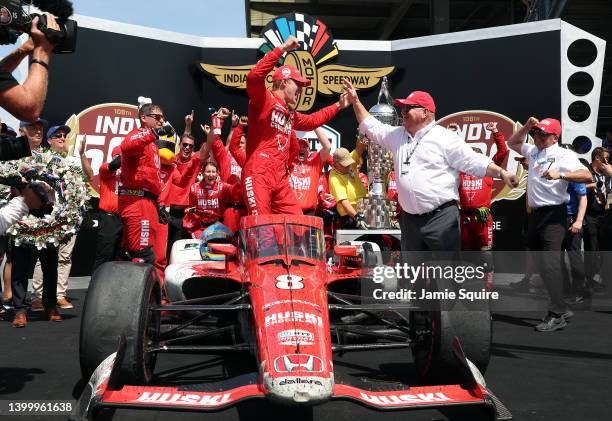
[{"xmin": 273, "ymin": 354, "xmax": 324, "ymax": 373}]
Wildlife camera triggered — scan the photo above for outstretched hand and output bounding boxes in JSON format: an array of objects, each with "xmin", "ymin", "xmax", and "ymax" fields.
[{"xmin": 342, "ymin": 79, "xmax": 359, "ymax": 104}]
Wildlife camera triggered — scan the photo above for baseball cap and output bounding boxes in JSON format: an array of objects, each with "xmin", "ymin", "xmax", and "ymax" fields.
[
  {"xmin": 533, "ymin": 118, "xmax": 561, "ymax": 137},
  {"xmin": 111, "ymin": 146, "xmax": 121, "ymax": 157},
  {"xmin": 47, "ymin": 125, "xmax": 71, "ymax": 139},
  {"xmin": 333, "ymin": 148, "xmax": 355, "ymax": 167},
  {"xmin": 272, "ymin": 65, "xmax": 311, "ymax": 86},
  {"xmin": 19, "ymin": 118, "xmax": 48, "ymax": 128},
  {"xmin": 394, "ymin": 91, "xmax": 436, "ymax": 113}
]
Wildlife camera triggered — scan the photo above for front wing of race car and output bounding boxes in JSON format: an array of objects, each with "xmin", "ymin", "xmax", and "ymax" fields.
[{"xmin": 71, "ymin": 336, "xmax": 512, "ymax": 420}]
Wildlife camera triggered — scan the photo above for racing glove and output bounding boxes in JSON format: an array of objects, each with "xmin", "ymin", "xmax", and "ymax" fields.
[
  {"xmin": 157, "ymin": 205, "xmax": 170, "ymax": 225},
  {"xmin": 390, "ymin": 219, "xmax": 400, "ymax": 229},
  {"xmin": 153, "ymin": 125, "xmax": 175, "ymax": 138},
  {"xmin": 355, "ymin": 212, "xmax": 369, "ymax": 230},
  {"xmin": 476, "ymin": 206, "xmax": 491, "ymax": 222},
  {"xmin": 107, "ymin": 154, "xmax": 121, "ymax": 172}
]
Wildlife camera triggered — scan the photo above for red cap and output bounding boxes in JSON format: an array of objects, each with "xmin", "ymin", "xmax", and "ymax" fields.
[
  {"xmin": 394, "ymin": 91, "xmax": 436, "ymax": 113},
  {"xmin": 534, "ymin": 118, "xmax": 561, "ymax": 137},
  {"xmin": 272, "ymin": 65, "xmax": 311, "ymax": 86},
  {"xmin": 111, "ymin": 146, "xmax": 121, "ymax": 157}
]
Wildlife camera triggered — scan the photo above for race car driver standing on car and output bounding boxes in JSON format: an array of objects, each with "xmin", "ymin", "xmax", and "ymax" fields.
[
  {"xmin": 119, "ymin": 103, "xmax": 174, "ymax": 281},
  {"xmin": 457, "ymin": 122, "xmax": 509, "ymax": 289},
  {"xmin": 243, "ymin": 35, "xmax": 350, "ymax": 215}
]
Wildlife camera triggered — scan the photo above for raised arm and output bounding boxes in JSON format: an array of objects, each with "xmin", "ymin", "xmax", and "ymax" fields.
[
  {"xmin": 77, "ymin": 138, "xmax": 94, "ymax": 181},
  {"xmin": 487, "ymin": 122, "xmax": 509, "ymax": 167},
  {"xmin": 314, "ymin": 127, "xmax": 331, "ymax": 163},
  {"xmin": 506, "ymin": 117, "xmax": 538, "ymax": 155},
  {"xmin": 229, "ymin": 121, "xmax": 247, "ymax": 167}
]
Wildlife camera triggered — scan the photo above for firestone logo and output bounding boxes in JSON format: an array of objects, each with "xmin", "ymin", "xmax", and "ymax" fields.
[
  {"xmin": 437, "ymin": 110, "xmax": 527, "ymax": 203},
  {"xmin": 64, "ymin": 103, "xmax": 141, "ymax": 196}
]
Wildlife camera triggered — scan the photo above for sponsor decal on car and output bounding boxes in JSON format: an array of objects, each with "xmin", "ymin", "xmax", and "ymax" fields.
[
  {"xmin": 278, "ymin": 378, "xmax": 323, "ymax": 386},
  {"xmin": 278, "ymin": 329, "xmax": 315, "ymax": 346},
  {"xmin": 274, "ymin": 354, "xmax": 324, "ymax": 373},
  {"xmin": 135, "ymin": 392, "xmax": 231, "ymax": 406},
  {"xmin": 359, "ymin": 392, "xmax": 452, "ymax": 406},
  {"xmin": 265, "ymin": 311, "xmax": 323, "ymax": 327}
]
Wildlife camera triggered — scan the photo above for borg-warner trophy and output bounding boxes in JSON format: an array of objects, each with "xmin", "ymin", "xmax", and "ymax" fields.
[{"xmin": 357, "ymin": 77, "xmax": 398, "ymax": 229}]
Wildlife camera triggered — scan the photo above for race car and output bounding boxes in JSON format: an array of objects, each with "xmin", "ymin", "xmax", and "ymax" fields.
[{"xmin": 73, "ymin": 214, "xmax": 511, "ymax": 420}]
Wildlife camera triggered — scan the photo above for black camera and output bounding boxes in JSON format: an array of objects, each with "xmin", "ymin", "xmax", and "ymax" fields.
[
  {"xmin": 0, "ymin": 134, "xmax": 31, "ymax": 161},
  {"xmin": 0, "ymin": 0, "xmax": 77, "ymax": 53}
]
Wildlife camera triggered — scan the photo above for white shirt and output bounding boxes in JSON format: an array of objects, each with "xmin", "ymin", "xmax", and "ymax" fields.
[
  {"xmin": 359, "ymin": 116, "xmax": 492, "ymax": 214},
  {"xmin": 0, "ymin": 196, "xmax": 29, "ymax": 235},
  {"xmin": 521, "ymin": 143, "xmax": 583, "ymax": 208}
]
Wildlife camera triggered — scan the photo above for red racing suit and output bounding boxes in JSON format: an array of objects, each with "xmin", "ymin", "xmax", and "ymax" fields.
[
  {"xmin": 459, "ymin": 131, "xmax": 508, "ymax": 251},
  {"xmin": 118, "ymin": 127, "xmax": 165, "ymax": 281},
  {"xmin": 289, "ymin": 151, "xmax": 325, "ymax": 213},
  {"xmin": 183, "ymin": 179, "xmax": 240, "ymax": 239},
  {"xmin": 243, "ymin": 46, "xmax": 340, "ymax": 215},
  {"xmin": 210, "ymin": 132, "xmax": 245, "ymax": 232}
]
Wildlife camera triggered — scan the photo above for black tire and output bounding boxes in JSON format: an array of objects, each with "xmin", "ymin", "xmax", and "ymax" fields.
[
  {"xmin": 79, "ymin": 262, "xmax": 161, "ymax": 385},
  {"xmin": 411, "ymin": 275, "xmax": 491, "ymax": 384}
]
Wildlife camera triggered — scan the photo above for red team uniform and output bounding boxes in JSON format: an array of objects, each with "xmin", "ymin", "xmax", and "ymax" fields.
[
  {"xmin": 184, "ymin": 179, "xmax": 239, "ymax": 239},
  {"xmin": 118, "ymin": 127, "xmax": 166, "ymax": 280},
  {"xmin": 243, "ymin": 46, "xmax": 340, "ymax": 215},
  {"xmin": 289, "ymin": 151, "xmax": 325, "ymax": 214},
  {"xmin": 459, "ymin": 131, "xmax": 509, "ymax": 251},
  {"xmin": 210, "ymin": 130, "xmax": 245, "ymax": 232}
]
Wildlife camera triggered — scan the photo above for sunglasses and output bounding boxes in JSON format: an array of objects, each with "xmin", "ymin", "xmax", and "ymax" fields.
[
  {"xmin": 50, "ymin": 133, "xmax": 67, "ymax": 139},
  {"xmin": 146, "ymin": 113, "xmax": 165, "ymax": 122},
  {"xmin": 401, "ymin": 105, "xmax": 424, "ymax": 114},
  {"xmin": 529, "ymin": 128, "xmax": 550, "ymax": 137},
  {"xmin": 181, "ymin": 143, "xmax": 194, "ymax": 149}
]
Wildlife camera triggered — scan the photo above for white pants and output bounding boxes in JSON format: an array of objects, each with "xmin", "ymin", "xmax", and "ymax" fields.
[{"xmin": 32, "ymin": 235, "xmax": 76, "ymax": 299}]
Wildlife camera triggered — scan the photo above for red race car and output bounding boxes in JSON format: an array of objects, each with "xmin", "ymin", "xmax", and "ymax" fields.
[{"xmin": 73, "ymin": 215, "xmax": 511, "ymax": 420}]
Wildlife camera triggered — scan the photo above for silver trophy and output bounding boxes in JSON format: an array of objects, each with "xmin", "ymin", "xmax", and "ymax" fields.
[{"xmin": 357, "ymin": 77, "xmax": 398, "ymax": 229}]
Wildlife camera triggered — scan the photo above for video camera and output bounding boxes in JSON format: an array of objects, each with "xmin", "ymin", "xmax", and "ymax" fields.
[
  {"xmin": 0, "ymin": 175, "xmax": 53, "ymax": 208},
  {"xmin": 0, "ymin": 133, "xmax": 31, "ymax": 161},
  {"xmin": 0, "ymin": 0, "xmax": 77, "ymax": 53}
]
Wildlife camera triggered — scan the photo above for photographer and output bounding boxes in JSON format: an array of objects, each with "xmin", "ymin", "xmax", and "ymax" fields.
[
  {"xmin": 0, "ymin": 182, "xmax": 48, "ymax": 234},
  {"xmin": 0, "ymin": 14, "xmax": 59, "ymax": 122}
]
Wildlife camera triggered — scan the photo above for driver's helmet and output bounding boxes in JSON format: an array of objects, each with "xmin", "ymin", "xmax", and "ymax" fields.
[{"xmin": 199, "ymin": 222, "xmax": 234, "ymax": 261}]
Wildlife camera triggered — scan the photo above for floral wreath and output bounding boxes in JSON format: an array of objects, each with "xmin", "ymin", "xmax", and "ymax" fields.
[{"xmin": 0, "ymin": 151, "xmax": 90, "ymax": 249}]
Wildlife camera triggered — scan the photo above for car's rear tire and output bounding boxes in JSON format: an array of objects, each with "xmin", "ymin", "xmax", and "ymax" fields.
[
  {"xmin": 79, "ymin": 262, "xmax": 161, "ymax": 385},
  {"xmin": 411, "ymin": 276, "xmax": 491, "ymax": 384}
]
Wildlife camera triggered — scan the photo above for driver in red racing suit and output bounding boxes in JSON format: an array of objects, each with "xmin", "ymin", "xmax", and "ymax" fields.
[
  {"xmin": 457, "ymin": 122, "xmax": 509, "ymax": 289},
  {"xmin": 119, "ymin": 103, "xmax": 174, "ymax": 281},
  {"xmin": 243, "ymin": 35, "xmax": 350, "ymax": 215}
]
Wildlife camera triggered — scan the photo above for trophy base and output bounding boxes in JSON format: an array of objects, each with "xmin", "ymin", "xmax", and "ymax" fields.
[{"xmin": 358, "ymin": 197, "xmax": 397, "ymax": 229}]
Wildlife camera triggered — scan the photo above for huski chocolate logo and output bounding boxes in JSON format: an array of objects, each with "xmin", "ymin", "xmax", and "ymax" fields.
[
  {"xmin": 200, "ymin": 13, "xmax": 394, "ymax": 112},
  {"xmin": 437, "ymin": 110, "xmax": 527, "ymax": 203},
  {"xmin": 64, "ymin": 103, "xmax": 140, "ymax": 196}
]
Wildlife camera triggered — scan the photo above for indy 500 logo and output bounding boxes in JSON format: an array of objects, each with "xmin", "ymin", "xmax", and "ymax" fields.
[{"xmin": 438, "ymin": 110, "xmax": 527, "ymax": 203}]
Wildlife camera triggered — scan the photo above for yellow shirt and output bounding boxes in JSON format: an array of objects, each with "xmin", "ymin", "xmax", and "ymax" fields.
[{"xmin": 329, "ymin": 150, "xmax": 367, "ymax": 216}]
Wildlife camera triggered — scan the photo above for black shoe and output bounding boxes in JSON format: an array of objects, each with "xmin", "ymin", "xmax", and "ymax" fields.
[
  {"xmin": 565, "ymin": 296, "xmax": 584, "ymax": 305},
  {"xmin": 509, "ymin": 277, "xmax": 534, "ymax": 292},
  {"xmin": 535, "ymin": 313, "xmax": 567, "ymax": 332}
]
